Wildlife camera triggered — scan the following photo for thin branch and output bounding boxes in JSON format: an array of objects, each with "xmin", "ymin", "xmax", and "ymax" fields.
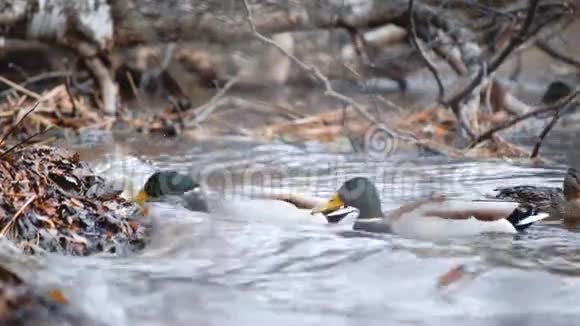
[
  {"xmin": 191, "ymin": 75, "xmax": 240, "ymax": 126},
  {"xmin": 0, "ymin": 75, "xmax": 42, "ymax": 100},
  {"xmin": 489, "ymin": 0, "xmax": 540, "ymax": 73},
  {"xmin": 0, "ymin": 195, "xmax": 37, "ymax": 238},
  {"xmin": 240, "ymin": 0, "xmax": 413, "ymax": 144},
  {"xmin": 463, "ymin": 0, "xmax": 516, "ymax": 20},
  {"xmin": 0, "ymin": 102, "xmax": 40, "ymax": 146},
  {"xmin": 0, "ymin": 126, "xmax": 55, "ymax": 160},
  {"xmin": 0, "ymin": 71, "xmax": 71, "ymax": 99},
  {"xmin": 530, "ymin": 103, "xmax": 578, "ymax": 159},
  {"xmin": 409, "ymin": 0, "xmax": 445, "ymax": 102},
  {"xmin": 125, "ymin": 71, "xmax": 141, "ymax": 103},
  {"xmin": 337, "ymin": 22, "xmax": 372, "ymax": 67},
  {"xmin": 468, "ymin": 90, "xmax": 580, "ymax": 148},
  {"xmin": 536, "ymin": 40, "xmax": 580, "ymax": 69},
  {"xmin": 445, "ymin": 0, "xmax": 540, "ymax": 112},
  {"xmin": 64, "ymin": 77, "xmax": 79, "ymax": 116},
  {"xmin": 446, "ymin": 63, "xmax": 486, "ymax": 139},
  {"xmin": 443, "ymin": 0, "xmax": 541, "ymax": 142}
]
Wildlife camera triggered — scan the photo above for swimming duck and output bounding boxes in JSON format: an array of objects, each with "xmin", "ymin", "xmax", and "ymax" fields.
[
  {"xmin": 494, "ymin": 168, "xmax": 580, "ymax": 227},
  {"xmin": 312, "ymin": 177, "xmax": 549, "ymax": 240},
  {"xmin": 135, "ymin": 171, "xmax": 355, "ymax": 225},
  {"xmin": 135, "ymin": 171, "xmax": 209, "ymax": 212}
]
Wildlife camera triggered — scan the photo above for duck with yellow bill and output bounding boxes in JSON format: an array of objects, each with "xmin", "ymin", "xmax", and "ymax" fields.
[{"xmin": 312, "ymin": 177, "xmax": 550, "ymax": 240}]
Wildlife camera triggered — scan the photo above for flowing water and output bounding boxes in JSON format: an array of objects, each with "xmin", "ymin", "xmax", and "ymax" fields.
[{"xmin": 3, "ymin": 130, "xmax": 580, "ymax": 326}]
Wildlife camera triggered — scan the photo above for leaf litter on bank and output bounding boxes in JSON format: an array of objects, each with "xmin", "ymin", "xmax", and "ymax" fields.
[{"xmin": 0, "ymin": 145, "xmax": 148, "ymax": 255}]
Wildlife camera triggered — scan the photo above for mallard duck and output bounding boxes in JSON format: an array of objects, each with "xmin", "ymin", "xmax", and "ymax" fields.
[
  {"xmin": 135, "ymin": 171, "xmax": 209, "ymax": 212},
  {"xmin": 312, "ymin": 177, "xmax": 549, "ymax": 240},
  {"xmin": 135, "ymin": 171, "xmax": 356, "ymax": 225},
  {"xmin": 494, "ymin": 168, "xmax": 580, "ymax": 227},
  {"xmin": 494, "ymin": 185, "xmax": 563, "ymax": 220}
]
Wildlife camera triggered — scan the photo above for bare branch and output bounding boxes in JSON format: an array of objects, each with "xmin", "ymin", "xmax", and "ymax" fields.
[
  {"xmin": 530, "ymin": 103, "xmax": 578, "ymax": 159},
  {"xmin": 190, "ymin": 75, "xmax": 240, "ymax": 126},
  {"xmin": 536, "ymin": 40, "xmax": 580, "ymax": 69},
  {"xmin": 0, "ymin": 126, "xmax": 55, "ymax": 160},
  {"xmin": 448, "ymin": 0, "xmax": 541, "ymax": 108},
  {"xmin": 445, "ymin": 0, "xmax": 541, "ymax": 140},
  {"xmin": 409, "ymin": 0, "xmax": 445, "ymax": 102},
  {"xmin": 0, "ymin": 76, "xmax": 42, "ymax": 100},
  {"xmin": 0, "ymin": 102, "xmax": 40, "ymax": 146},
  {"xmin": 487, "ymin": 0, "xmax": 540, "ymax": 72},
  {"xmin": 468, "ymin": 90, "xmax": 580, "ymax": 149},
  {"xmin": 240, "ymin": 0, "xmax": 415, "ymax": 145}
]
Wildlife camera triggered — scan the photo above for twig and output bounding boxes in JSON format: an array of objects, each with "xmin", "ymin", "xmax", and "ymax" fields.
[
  {"xmin": 488, "ymin": 0, "xmax": 539, "ymax": 73},
  {"xmin": 7, "ymin": 62, "xmax": 30, "ymax": 80},
  {"xmin": 339, "ymin": 22, "xmax": 372, "ymax": 67},
  {"xmin": 139, "ymin": 43, "xmax": 176, "ymax": 93},
  {"xmin": 0, "ymin": 195, "xmax": 37, "ymax": 238},
  {"xmin": 468, "ymin": 90, "xmax": 580, "ymax": 148},
  {"xmin": 241, "ymin": 0, "xmax": 413, "ymax": 144},
  {"xmin": 341, "ymin": 61, "xmax": 385, "ymax": 123},
  {"xmin": 168, "ymin": 96, "xmax": 185, "ymax": 130},
  {"xmin": 447, "ymin": 63, "xmax": 487, "ymax": 139},
  {"xmin": 0, "ymin": 126, "xmax": 55, "ymax": 160},
  {"xmin": 0, "ymin": 71, "xmax": 70, "ymax": 99},
  {"xmin": 64, "ymin": 77, "xmax": 78, "ymax": 116},
  {"xmin": 0, "ymin": 102, "xmax": 40, "ymax": 146},
  {"xmin": 125, "ymin": 71, "xmax": 141, "ymax": 102},
  {"xmin": 463, "ymin": 0, "xmax": 516, "ymax": 20},
  {"xmin": 191, "ymin": 75, "xmax": 240, "ymax": 126},
  {"xmin": 536, "ymin": 40, "xmax": 580, "ymax": 69},
  {"xmin": 530, "ymin": 103, "xmax": 578, "ymax": 159},
  {"xmin": 0, "ymin": 76, "xmax": 42, "ymax": 100},
  {"xmin": 409, "ymin": 0, "xmax": 445, "ymax": 102}
]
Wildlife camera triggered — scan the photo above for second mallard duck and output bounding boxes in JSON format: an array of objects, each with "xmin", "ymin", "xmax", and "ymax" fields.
[
  {"xmin": 494, "ymin": 168, "xmax": 580, "ymax": 227},
  {"xmin": 312, "ymin": 177, "xmax": 549, "ymax": 240}
]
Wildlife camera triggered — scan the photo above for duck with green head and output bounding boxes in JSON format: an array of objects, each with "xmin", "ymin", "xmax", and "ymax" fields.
[
  {"xmin": 312, "ymin": 177, "xmax": 549, "ymax": 240},
  {"xmin": 136, "ymin": 171, "xmax": 209, "ymax": 212}
]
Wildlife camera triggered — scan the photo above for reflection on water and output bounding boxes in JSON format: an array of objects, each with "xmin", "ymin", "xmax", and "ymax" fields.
[{"xmin": 5, "ymin": 135, "xmax": 580, "ymax": 326}]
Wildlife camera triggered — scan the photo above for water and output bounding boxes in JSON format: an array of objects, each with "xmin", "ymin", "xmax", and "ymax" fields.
[{"xmin": 3, "ymin": 133, "xmax": 580, "ymax": 326}]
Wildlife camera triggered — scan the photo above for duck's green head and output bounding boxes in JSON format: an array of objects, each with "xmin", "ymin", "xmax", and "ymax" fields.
[
  {"xmin": 564, "ymin": 168, "xmax": 580, "ymax": 201},
  {"xmin": 135, "ymin": 171, "xmax": 199, "ymax": 204},
  {"xmin": 312, "ymin": 177, "xmax": 383, "ymax": 221}
]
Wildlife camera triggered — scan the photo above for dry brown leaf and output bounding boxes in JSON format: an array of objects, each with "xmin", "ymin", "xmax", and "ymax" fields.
[
  {"xmin": 46, "ymin": 289, "xmax": 69, "ymax": 304},
  {"xmin": 437, "ymin": 264, "xmax": 467, "ymax": 289}
]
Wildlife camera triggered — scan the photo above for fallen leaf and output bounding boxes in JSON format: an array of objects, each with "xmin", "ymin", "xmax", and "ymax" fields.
[
  {"xmin": 46, "ymin": 289, "xmax": 68, "ymax": 304},
  {"xmin": 437, "ymin": 264, "xmax": 466, "ymax": 289}
]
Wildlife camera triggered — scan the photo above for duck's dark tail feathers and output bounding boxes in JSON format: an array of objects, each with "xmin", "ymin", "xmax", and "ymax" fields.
[{"xmin": 506, "ymin": 205, "xmax": 549, "ymax": 231}]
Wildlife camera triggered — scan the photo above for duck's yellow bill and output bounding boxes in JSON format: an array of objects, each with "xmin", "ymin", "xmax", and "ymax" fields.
[
  {"xmin": 311, "ymin": 192, "xmax": 344, "ymax": 215},
  {"xmin": 133, "ymin": 190, "xmax": 151, "ymax": 216},
  {"xmin": 134, "ymin": 190, "xmax": 151, "ymax": 205}
]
